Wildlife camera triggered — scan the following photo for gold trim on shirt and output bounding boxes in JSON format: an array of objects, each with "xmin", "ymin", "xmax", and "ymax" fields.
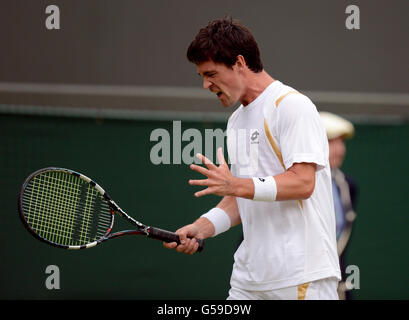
[
  {"xmin": 297, "ymin": 282, "xmax": 311, "ymax": 300},
  {"xmin": 265, "ymin": 90, "xmax": 304, "ymax": 209}
]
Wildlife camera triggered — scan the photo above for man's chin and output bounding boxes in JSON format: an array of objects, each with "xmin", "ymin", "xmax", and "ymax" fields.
[{"xmin": 219, "ymin": 97, "xmax": 236, "ymax": 108}]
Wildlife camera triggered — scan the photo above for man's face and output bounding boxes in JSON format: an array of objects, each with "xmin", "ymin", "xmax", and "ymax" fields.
[
  {"xmin": 196, "ymin": 60, "xmax": 243, "ymax": 107},
  {"xmin": 328, "ymin": 136, "xmax": 346, "ymax": 169}
]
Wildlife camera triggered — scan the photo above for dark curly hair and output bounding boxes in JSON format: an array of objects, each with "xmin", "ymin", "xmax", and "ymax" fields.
[{"xmin": 187, "ymin": 18, "xmax": 263, "ymax": 73}]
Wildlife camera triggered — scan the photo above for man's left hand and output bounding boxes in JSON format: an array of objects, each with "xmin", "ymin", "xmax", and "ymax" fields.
[{"xmin": 189, "ymin": 147, "xmax": 236, "ymax": 197}]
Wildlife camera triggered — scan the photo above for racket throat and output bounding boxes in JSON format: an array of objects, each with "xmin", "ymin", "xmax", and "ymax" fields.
[{"xmin": 113, "ymin": 208, "xmax": 145, "ymax": 230}]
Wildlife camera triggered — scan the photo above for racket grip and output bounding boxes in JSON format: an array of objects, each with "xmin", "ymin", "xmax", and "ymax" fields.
[{"xmin": 148, "ymin": 227, "xmax": 204, "ymax": 253}]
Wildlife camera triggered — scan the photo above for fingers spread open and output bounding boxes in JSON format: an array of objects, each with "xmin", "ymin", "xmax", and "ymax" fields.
[
  {"xmin": 217, "ymin": 147, "xmax": 226, "ymax": 166},
  {"xmin": 189, "ymin": 179, "xmax": 209, "ymax": 186},
  {"xmin": 196, "ymin": 153, "xmax": 216, "ymax": 170},
  {"xmin": 194, "ymin": 187, "xmax": 214, "ymax": 198},
  {"xmin": 190, "ymin": 164, "xmax": 210, "ymax": 177}
]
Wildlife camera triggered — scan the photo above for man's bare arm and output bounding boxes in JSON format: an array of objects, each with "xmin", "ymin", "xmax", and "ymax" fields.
[{"xmin": 189, "ymin": 148, "xmax": 317, "ymax": 201}]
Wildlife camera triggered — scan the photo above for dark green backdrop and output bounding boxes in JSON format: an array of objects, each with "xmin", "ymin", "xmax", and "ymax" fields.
[{"xmin": 0, "ymin": 114, "xmax": 408, "ymax": 299}]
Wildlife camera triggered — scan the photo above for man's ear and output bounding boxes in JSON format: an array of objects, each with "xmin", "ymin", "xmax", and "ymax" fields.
[{"xmin": 235, "ymin": 55, "xmax": 247, "ymax": 70}]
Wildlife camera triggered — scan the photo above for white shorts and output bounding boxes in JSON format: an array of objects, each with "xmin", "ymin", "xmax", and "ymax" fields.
[{"xmin": 227, "ymin": 277, "xmax": 339, "ymax": 300}]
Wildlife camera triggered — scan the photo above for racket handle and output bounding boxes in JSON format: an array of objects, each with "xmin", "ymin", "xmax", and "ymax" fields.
[{"xmin": 148, "ymin": 227, "xmax": 204, "ymax": 253}]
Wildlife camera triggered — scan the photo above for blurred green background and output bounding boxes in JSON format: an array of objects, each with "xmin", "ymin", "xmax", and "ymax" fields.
[{"xmin": 0, "ymin": 114, "xmax": 408, "ymax": 299}]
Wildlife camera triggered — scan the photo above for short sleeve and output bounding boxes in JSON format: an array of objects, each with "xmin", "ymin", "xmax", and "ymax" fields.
[{"xmin": 276, "ymin": 94, "xmax": 327, "ymax": 171}]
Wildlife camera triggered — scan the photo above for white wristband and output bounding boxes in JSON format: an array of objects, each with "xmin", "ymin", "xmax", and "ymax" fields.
[
  {"xmin": 201, "ymin": 208, "xmax": 231, "ymax": 237},
  {"xmin": 252, "ymin": 176, "xmax": 277, "ymax": 202}
]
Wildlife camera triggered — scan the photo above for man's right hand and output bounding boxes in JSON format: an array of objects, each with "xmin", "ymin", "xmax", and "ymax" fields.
[{"xmin": 162, "ymin": 218, "xmax": 215, "ymax": 255}]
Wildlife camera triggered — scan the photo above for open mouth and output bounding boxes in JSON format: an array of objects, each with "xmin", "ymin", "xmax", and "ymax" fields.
[{"xmin": 216, "ymin": 91, "xmax": 222, "ymax": 97}]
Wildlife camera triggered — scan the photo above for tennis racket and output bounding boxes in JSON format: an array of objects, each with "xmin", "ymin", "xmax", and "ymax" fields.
[{"xmin": 18, "ymin": 167, "xmax": 204, "ymax": 252}]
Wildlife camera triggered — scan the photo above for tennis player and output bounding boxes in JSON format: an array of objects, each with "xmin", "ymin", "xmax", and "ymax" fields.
[{"xmin": 164, "ymin": 18, "xmax": 341, "ymax": 300}]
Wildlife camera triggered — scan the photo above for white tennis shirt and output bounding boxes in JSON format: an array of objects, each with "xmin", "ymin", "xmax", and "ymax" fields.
[{"xmin": 226, "ymin": 80, "xmax": 341, "ymax": 291}]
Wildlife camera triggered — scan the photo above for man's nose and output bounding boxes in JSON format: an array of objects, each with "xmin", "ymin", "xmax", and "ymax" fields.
[{"xmin": 203, "ymin": 78, "xmax": 212, "ymax": 89}]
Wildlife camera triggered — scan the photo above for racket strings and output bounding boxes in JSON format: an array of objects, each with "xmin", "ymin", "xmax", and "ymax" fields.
[
  {"xmin": 21, "ymin": 171, "xmax": 112, "ymax": 246},
  {"xmin": 24, "ymin": 172, "xmax": 85, "ymax": 244},
  {"xmin": 33, "ymin": 174, "xmax": 110, "ymax": 245},
  {"xmin": 24, "ymin": 173, "xmax": 78, "ymax": 244},
  {"xmin": 21, "ymin": 194, "xmax": 111, "ymax": 243},
  {"xmin": 22, "ymin": 183, "xmax": 112, "ymax": 221}
]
